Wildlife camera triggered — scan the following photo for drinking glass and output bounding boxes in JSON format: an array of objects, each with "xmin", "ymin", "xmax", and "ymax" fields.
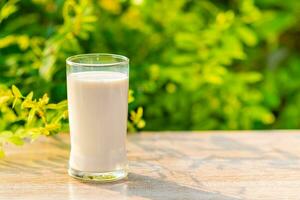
[{"xmin": 66, "ymin": 53, "xmax": 129, "ymax": 182}]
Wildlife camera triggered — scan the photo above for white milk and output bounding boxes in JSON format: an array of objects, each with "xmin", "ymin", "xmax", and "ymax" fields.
[{"xmin": 67, "ymin": 71, "xmax": 128, "ymax": 172}]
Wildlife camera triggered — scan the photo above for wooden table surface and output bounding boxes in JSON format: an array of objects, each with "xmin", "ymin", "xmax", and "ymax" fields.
[{"xmin": 1, "ymin": 131, "xmax": 300, "ymax": 200}]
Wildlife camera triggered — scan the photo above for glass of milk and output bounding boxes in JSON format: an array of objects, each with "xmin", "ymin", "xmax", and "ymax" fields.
[{"xmin": 66, "ymin": 53, "xmax": 129, "ymax": 182}]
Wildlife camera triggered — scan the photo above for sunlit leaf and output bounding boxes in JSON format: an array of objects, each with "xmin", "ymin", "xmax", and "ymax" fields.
[
  {"xmin": 128, "ymin": 90, "xmax": 134, "ymax": 104},
  {"xmin": 12, "ymin": 85, "xmax": 22, "ymax": 98},
  {"xmin": 27, "ymin": 108, "xmax": 36, "ymax": 124},
  {"xmin": 8, "ymin": 136, "xmax": 24, "ymax": 146},
  {"xmin": 0, "ymin": 148, "xmax": 4, "ymax": 158},
  {"xmin": 236, "ymin": 26, "xmax": 257, "ymax": 46},
  {"xmin": 0, "ymin": 0, "xmax": 19, "ymax": 23},
  {"xmin": 0, "ymin": 96, "xmax": 11, "ymax": 106},
  {"xmin": 26, "ymin": 92, "xmax": 33, "ymax": 101},
  {"xmin": 137, "ymin": 120, "xmax": 146, "ymax": 129}
]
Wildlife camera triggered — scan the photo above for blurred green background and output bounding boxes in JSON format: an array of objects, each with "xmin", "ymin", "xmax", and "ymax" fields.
[{"xmin": 1, "ymin": 0, "xmax": 300, "ymax": 131}]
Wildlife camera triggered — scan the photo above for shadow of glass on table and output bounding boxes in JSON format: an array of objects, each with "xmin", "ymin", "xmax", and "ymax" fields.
[{"xmin": 67, "ymin": 173, "xmax": 239, "ymax": 200}]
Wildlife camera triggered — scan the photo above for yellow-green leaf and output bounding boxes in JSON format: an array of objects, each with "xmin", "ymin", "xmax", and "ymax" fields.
[
  {"xmin": 45, "ymin": 123, "xmax": 60, "ymax": 131},
  {"xmin": 21, "ymin": 100, "xmax": 35, "ymax": 109},
  {"xmin": 130, "ymin": 110, "xmax": 136, "ymax": 121},
  {"xmin": 12, "ymin": 98, "xmax": 18, "ymax": 108},
  {"xmin": 46, "ymin": 103, "xmax": 57, "ymax": 109},
  {"xmin": 46, "ymin": 100, "xmax": 67, "ymax": 109},
  {"xmin": 136, "ymin": 107, "xmax": 143, "ymax": 119},
  {"xmin": 0, "ymin": 148, "xmax": 4, "ymax": 158},
  {"xmin": 26, "ymin": 91, "xmax": 33, "ymax": 100},
  {"xmin": 39, "ymin": 93, "xmax": 49, "ymax": 105},
  {"xmin": 39, "ymin": 128, "xmax": 50, "ymax": 135},
  {"xmin": 0, "ymin": 96, "xmax": 10, "ymax": 105},
  {"xmin": 137, "ymin": 119, "xmax": 146, "ymax": 128},
  {"xmin": 128, "ymin": 90, "xmax": 134, "ymax": 103},
  {"xmin": 236, "ymin": 26, "xmax": 257, "ymax": 46},
  {"xmin": 0, "ymin": 0, "xmax": 19, "ymax": 23},
  {"xmin": 12, "ymin": 85, "xmax": 22, "ymax": 98},
  {"xmin": 27, "ymin": 109, "xmax": 36, "ymax": 124},
  {"xmin": 8, "ymin": 136, "xmax": 24, "ymax": 146},
  {"xmin": 63, "ymin": 110, "xmax": 68, "ymax": 119}
]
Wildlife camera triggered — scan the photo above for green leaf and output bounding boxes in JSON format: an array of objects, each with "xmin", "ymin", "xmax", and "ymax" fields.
[
  {"xmin": 0, "ymin": 96, "xmax": 10, "ymax": 105},
  {"xmin": 12, "ymin": 85, "xmax": 22, "ymax": 98},
  {"xmin": 128, "ymin": 90, "xmax": 134, "ymax": 104},
  {"xmin": 56, "ymin": 100, "xmax": 68, "ymax": 109},
  {"xmin": 0, "ymin": 0, "xmax": 19, "ymax": 23},
  {"xmin": 8, "ymin": 136, "xmax": 24, "ymax": 146},
  {"xmin": 137, "ymin": 119, "xmax": 146, "ymax": 129},
  {"xmin": 136, "ymin": 107, "xmax": 143, "ymax": 119},
  {"xmin": 21, "ymin": 92, "xmax": 34, "ymax": 109},
  {"xmin": 0, "ymin": 148, "xmax": 4, "ymax": 158},
  {"xmin": 12, "ymin": 98, "xmax": 18, "ymax": 108},
  {"xmin": 239, "ymin": 72, "xmax": 263, "ymax": 83},
  {"xmin": 21, "ymin": 99, "xmax": 35, "ymax": 109},
  {"xmin": 45, "ymin": 123, "xmax": 60, "ymax": 132},
  {"xmin": 46, "ymin": 104, "xmax": 57, "ymax": 109},
  {"xmin": 39, "ymin": 94, "xmax": 49, "ymax": 105},
  {"xmin": 27, "ymin": 108, "xmax": 36, "ymax": 124},
  {"xmin": 26, "ymin": 91, "xmax": 33, "ymax": 100},
  {"xmin": 236, "ymin": 26, "xmax": 257, "ymax": 46},
  {"xmin": 39, "ymin": 128, "xmax": 50, "ymax": 136},
  {"xmin": 63, "ymin": 110, "xmax": 68, "ymax": 119}
]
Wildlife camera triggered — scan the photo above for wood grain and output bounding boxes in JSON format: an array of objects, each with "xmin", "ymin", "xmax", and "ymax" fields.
[{"xmin": 1, "ymin": 130, "xmax": 300, "ymax": 200}]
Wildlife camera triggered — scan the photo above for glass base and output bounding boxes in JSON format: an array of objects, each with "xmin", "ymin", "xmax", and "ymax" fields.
[{"xmin": 68, "ymin": 167, "xmax": 128, "ymax": 182}]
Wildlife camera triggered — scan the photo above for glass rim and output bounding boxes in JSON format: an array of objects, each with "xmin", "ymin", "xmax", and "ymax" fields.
[{"xmin": 66, "ymin": 53, "xmax": 129, "ymax": 67}]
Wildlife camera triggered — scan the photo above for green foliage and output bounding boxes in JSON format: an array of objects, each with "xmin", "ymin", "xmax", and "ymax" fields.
[
  {"xmin": 128, "ymin": 90, "xmax": 145, "ymax": 132},
  {"xmin": 0, "ymin": 85, "xmax": 67, "ymax": 156},
  {"xmin": 0, "ymin": 0, "xmax": 300, "ymax": 132}
]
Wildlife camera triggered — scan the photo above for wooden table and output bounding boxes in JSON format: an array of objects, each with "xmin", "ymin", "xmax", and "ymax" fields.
[{"xmin": 1, "ymin": 131, "xmax": 300, "ymax": 200}]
